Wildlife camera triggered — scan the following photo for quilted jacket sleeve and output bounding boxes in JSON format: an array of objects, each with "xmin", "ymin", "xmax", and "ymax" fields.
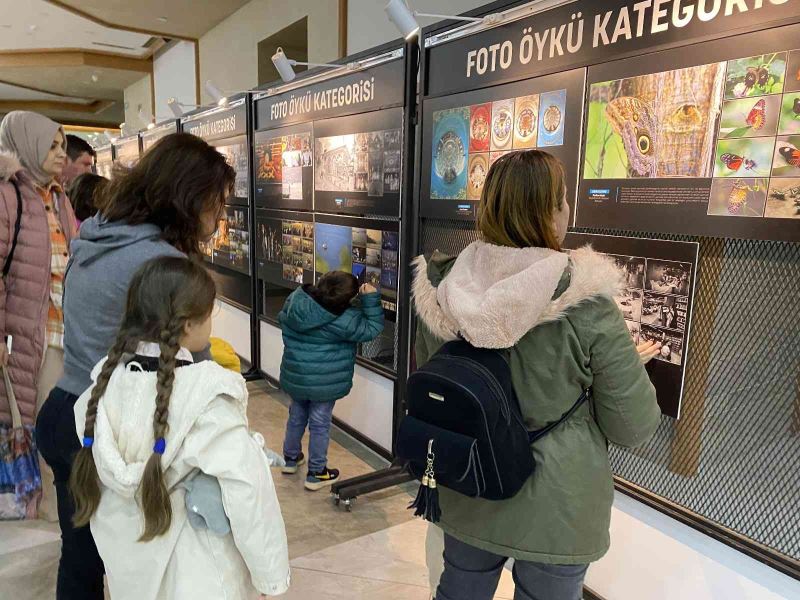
[
  {"xmin": 0, "ymin": 182, "xmax": 12, "ymax": 340},
  {"xmin": 575, "ymin": 295, "xmax": 661, "ymax": 448},
  {"xmin": 327, "ymin": 292, "xmax": 384, "ymax": 343},
  {"xmin": 183, "ymin": 397, "xmax": 291, "ymax": 596}
]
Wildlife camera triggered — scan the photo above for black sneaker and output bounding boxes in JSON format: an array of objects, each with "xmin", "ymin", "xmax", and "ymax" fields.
[
  {"xmin": 304, "ymin": 467, "xmax": 340, "ymax": 491},
  {"xmin": 282, "ymin": 452, "xmax": 306, "ymax": 475}
]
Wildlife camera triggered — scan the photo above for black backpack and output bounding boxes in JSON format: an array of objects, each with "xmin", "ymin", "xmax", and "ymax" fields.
[{"xmin": 396, "ymin": 339, "xmax": 589, "ymax": 522}]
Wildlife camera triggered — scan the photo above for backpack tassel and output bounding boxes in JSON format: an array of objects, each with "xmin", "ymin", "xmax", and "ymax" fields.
[{"xmin": 408, "ymin": 440, "xmax": 440, "ymax": 523}]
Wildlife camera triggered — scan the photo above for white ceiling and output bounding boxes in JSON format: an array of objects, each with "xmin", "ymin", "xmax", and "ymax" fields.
[
  {"xmin": 0, "ymin": 0, "xmax": 154, "ymax": 57},
  {"xmin": 0, "ymin": 81, "xmax": 92, "ymax": 103}
]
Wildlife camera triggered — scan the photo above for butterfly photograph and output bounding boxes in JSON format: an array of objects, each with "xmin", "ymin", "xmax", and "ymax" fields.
[
  {"xmin": 724, "ymin": 52, "xmax": 787, "ymax": 99},
  {"xmin": 778, "ymin": 94, "xmax": 800, "ymax": 135},
  {"xmin": 583, "ymin": 63, "xmax": 724, "ymax": 180},
  {"xmin": 719, "ymin": 96, "xmax": 780, "ymax": 139},
  {"xmin": 713, "ymin": 137, "xmax": 774, "ymax": 178},
  {"xmin": 707, "ymin": 177, "xmax": 768, "ymax": 217},
  {"xmin": 784, "ymin": 49, "xmax": 800, "ymax": 93},
  {"xmin": 771, "ymin": 135, "xmax": 800, "ymax": 176},
  {"xmin": 765, "ymin": 177, "xmax": 800, "ymax": 219}
]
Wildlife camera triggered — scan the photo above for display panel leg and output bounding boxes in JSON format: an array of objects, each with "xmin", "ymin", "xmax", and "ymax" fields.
[
  {"xmin": 669, "ymin": 238, "xmax": 723, "ymax": 477},
  {"xmin": 330, "ymin": 461, "xmax": 413, "ymax": 509}
]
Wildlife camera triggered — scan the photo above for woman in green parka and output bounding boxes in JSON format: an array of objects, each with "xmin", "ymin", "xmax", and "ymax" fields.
[{"xmin": 413, "ymin": 151, "xmax": 662, "ymax": 600}]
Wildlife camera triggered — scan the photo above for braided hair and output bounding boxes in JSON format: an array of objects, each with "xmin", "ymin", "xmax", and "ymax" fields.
[{"xmin": 69, "ymin": 256, "xmax": 217, "ymax": 539}]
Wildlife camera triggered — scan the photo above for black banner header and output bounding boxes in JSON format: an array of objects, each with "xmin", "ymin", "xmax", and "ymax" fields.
[
  {"xmin": 183, "ymin": 104, "xmax": 247, "ymax": 141},
  {"xmin": 255, "ymin": 56, "xmax": 405, "ymax": 130},
  {"xmin": 426, "ymin": 0, "xmax": 800, "ymax": 96}
]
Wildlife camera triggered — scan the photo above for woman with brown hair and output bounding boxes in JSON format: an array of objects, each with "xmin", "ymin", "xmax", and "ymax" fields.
[
  {"xmin": 70, "ymin": 256, "xmax": 289, "ymax": 599},
  {"xmin": 36, "ymin": 133, "xmax": 234, "ymax": 599},
  {"xmin": 413, "ymin": 150, "xmax": 661, "ymax": 600}
]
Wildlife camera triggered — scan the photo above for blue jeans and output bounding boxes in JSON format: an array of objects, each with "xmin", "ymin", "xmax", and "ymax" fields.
[
  {"xmin": 436, "ymin": 533, "xmax": 588, "ymax": 600},
  {"xmin": 282, "ymin": 399, "xmax": 335, "ymax": 473}
]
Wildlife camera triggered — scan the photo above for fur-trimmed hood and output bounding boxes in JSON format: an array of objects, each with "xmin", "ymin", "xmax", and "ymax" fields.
[
  {"xmin": 413, "ymin": 241, "xmax": 623, "ymax": 349},
  {"xmin": 0, "ymin": 151, "xmax": 23, "ymax": 182}
]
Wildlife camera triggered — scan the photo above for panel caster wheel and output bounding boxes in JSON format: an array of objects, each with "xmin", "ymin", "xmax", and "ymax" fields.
[
  {"xmin": 343, "ymin": 499, "xmax": 354, "ymax": 512},
  {"xmin": 332, "ymin": 493, "xmax": 340, "ymax": 506}
]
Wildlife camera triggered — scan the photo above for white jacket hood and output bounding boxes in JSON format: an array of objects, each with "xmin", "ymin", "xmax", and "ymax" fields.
[
  {"xmin": 413, "ymin": 241, "xmax": 623, "ymax": 349},
  {"xmin": 74, "ymin": 358, "xmax": 248, "ymax": 498}
]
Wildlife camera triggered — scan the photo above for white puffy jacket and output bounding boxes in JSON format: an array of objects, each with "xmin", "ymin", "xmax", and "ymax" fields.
[{"xmin": 73, "ymin": 355, "xmax": 290, "ymax": 599}]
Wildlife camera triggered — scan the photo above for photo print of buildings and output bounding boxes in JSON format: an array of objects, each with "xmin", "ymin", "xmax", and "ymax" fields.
[
  {"xmin": 215, "ymin": 142, "xmax": 250, "ymax": 199},
  {"xmin": 314, "ymin": 128, "xmax": 402, "ymax": 198},
  {"xmin": 255, "ymin": 132, "xmax": 313, "ymax": 201},
  {"xmin": 609, "ymin": 254, "xmax": 691, "ymax": 367},
  {"xmin": 583, "ymin": 46, "xmax": 800, "ymax": 222},
  {"xmin": 430, "ymin": 89, "xmax": 567, "ymax": 200}
]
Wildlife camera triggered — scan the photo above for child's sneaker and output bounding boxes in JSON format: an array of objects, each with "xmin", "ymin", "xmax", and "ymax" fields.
[
  {"xmin": 304, "ymin": 467, "xmax": 340, "ymax": 491},
  {"xmin": 281, "ymin": 452, "xmax": 306, "ymax": 475}
]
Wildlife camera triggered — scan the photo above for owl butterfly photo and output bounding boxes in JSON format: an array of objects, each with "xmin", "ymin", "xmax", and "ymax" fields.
[
  {"xmin": 746, "ymin": 99, "xmax": 766, "ymax": 130},
  {"xmin": 606, "ymin": 96, "xmax": 657, "ymax": 177},
  {"xmin": 779, "ymin": 144, "xmax": 800, "ymax": 168}
]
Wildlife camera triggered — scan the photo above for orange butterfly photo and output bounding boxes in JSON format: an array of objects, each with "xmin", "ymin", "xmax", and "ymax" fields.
[
  {"xmin": 718, "ymin": 96, "xmax": 780, "ymax": 139},
  {"xmin": 714, "ymin": 138, "xmax": 774, "ymax": 178},
  {"xmin": 771, "ymin": 135, "xmax": 800, "ymax": 176}
]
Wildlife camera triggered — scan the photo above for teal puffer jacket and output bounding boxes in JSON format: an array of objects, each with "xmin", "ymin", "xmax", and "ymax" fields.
[{"xmin": 278, "ymin": 286, "xmax": 384, "ymax": 402}]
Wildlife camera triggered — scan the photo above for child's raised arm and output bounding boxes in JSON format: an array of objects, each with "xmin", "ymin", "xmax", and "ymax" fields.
[
  {"xmin": 182, "ymin": 397, "xmax": 291, "ymax": 596},
  {"xmin": 327, "ymin": 288, "xmax": 384, "ymax": 343}
]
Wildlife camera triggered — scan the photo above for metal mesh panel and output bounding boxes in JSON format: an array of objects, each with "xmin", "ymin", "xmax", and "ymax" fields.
[{"xmin": 420, "ymin": 217, "xmax": 800, "ymax": 563}]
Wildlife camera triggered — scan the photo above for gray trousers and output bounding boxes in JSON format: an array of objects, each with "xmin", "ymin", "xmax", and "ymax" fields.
[{"xmin": 435, "ymin": 533, "xmax": 588, "ymax": 600}]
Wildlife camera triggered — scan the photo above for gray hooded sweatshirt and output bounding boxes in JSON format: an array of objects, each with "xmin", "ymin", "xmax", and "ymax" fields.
[{"xmin": 58, "ymin": 217, "xmax": 184, "ymax": 396}]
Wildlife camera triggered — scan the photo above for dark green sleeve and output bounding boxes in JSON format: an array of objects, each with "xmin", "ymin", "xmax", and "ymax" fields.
[
  {"xmin": 575, "ymin": 295, "xmax": 661, "ymax": 448},
  {"xmin": 329, "ymin": 292, "xmax": 384, "ymax": 343}
]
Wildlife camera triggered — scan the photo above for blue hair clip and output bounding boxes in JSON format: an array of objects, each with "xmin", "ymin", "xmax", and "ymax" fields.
[
  {"xmin": 82, "ymin": 436, "xmax": 94, "ymax": 448},
  {"xmin": 153, "ymin": 437, "xmax": 167, "ymax": 455}
]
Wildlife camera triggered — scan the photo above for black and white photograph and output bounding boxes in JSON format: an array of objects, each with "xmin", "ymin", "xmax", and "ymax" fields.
[
  {"xmin": 614, "ymin": 289, "xmax": 643, "ymax": 322},
  {"xmin": 641, "ymin": 292, "xmax": 684, "ymax": 331},
  {"xmin": 640, "ymin": 324, "xmax": 685, "ymax": 366},
  {"xmin": 366, "ymin": 247, "xmax": 381, "ymax": 268},
  {"xmin": 315, "ymin": 134, "xmax": 356, "ymax": 192},
  {"xmin": 609, "ymin": 254, "xmax": 646, "ymax": 289},
  {"xmin": 382, "ymin": 249, "xmax": 398, "ymax": 272},
  {"xmin": 367, "ymin": 229, "xmax": 382, "ymax": 248},
  {"xmin": 352, "ymin": 246, "xmax": 366, "ymax": 264},
  {"xmin": 646, "ymin": 260, "xmax": 692, "ymax": 296},
  {"xmin": 625, "ymin": 320, "xmax": 640, "ymax": 344},
  {"xmin": 258, "ymin": 220, "xmax": 282, "ymax": 264},
  {"xmin": 368, "ymin": 132, "xmax": 385, "ymax": 197},
  {"xmin": 352, "ymin": 227, "xmax": 368, "ymax": 247}
]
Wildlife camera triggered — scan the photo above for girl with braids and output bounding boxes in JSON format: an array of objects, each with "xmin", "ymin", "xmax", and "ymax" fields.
[
  {"xmin": 70, "ymin": 257, "xmax": 290, "ymax": 599},
  {"xmin": 37, "ymin": 132, "xmax": 234, "ymax": 599}
]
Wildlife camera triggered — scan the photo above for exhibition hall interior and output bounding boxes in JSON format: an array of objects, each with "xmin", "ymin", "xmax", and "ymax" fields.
[{"xmin": 0, "ymin": 1, "xmax": 798, "ymax": 599}]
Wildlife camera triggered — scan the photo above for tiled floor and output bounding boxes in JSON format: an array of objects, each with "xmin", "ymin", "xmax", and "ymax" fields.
[{"xmin": 0, "ymin": 382, "xmax": 516, "ymax": 599}]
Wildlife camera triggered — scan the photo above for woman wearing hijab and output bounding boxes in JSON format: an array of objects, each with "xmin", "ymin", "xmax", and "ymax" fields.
[{"xmin": 0, "ymin": 111, "xmax": 77, "ymax": 521}]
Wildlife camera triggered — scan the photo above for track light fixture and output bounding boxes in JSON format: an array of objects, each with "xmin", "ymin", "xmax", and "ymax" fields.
[
  {"xmin": 205, "ymin": 80, "xmax": 228, "ymax": 107},
  {"xmin": 271, "ymin": 47, "xmax": 355, "ymax": 83},
  {"xmin": 384, "ymin": 0, "xmax": 503, "ymax": 39}
]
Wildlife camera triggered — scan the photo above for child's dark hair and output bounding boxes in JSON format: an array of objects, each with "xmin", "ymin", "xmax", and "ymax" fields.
[
  {"xmin": 69, "ymin": 256, "xmax": 216, "ymax": 541},
  {"xmin": 311, "ymin": 271, "xmax": 359, "ymax": 315},
  {"xmin": 67, "ymin": 172, "xmax": 107, "ymax": 221}
]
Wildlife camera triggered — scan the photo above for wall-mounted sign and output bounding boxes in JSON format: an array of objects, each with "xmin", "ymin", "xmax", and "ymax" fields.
[{"xmin": 183, "ymin": 103, "xmax": 247, "ymax": 141}]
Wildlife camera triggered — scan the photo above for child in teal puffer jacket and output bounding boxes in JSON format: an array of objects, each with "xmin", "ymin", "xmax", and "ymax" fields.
[{"xmin": 278, "ymin": 271, "xmax": 384, "ymax": 490}]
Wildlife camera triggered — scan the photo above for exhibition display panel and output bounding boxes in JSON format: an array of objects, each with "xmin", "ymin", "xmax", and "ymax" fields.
[
  {"xmin": 182, "ymin": 97, "xmax": 253, "ymax": 310},
  {"xmin": 577, "ymin": 24, "xmax": 800, "ymax": 242},
  {"xmin": 141, "ymin": 120, "xmax": 178, "ymax": 153},
  {"xmin": 253, "ymin": 46, "xmax": 408, "ymax": 380},
  {"xmin": 94, "ymin": 144, "xmax": 113, "ymax": 178},
  {"xmin": 112, "ymin": 134, "xmax": 141, "ymax": 168},
  {"xmin": 562, "ymin": 233, "xmax": 698, "ymax": 419},
  {"xmin": 418, "ymin": 0, "xmax": 800, "ymax": 577}
]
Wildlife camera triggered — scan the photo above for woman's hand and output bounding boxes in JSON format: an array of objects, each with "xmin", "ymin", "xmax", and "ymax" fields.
[
  {"xmin": 360, "ymin": 283, "xmax": 377, "ymax": 294},
  {"xmin": 636, "ymin": 340, "xmax": 661, "ymax": 364}
]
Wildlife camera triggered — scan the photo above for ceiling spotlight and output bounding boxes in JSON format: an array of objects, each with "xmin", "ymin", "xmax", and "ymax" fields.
[
  {"xmin": 137, "ymin": 107, "xmax": 155, "ymax": 130},
  {"xmin": 205, "ymin": 80, "xmax": 228, "ymax": 107},
  {"xmin": 384, "ymin": 0, "xmax": 502, "ymax": 39},
  {"xmin": 91, "ymin": 73, "xmax": 99, "ymax": 83},
  {"xmin": 270, "ymin": 47, "xmax": 354, "ymax": 83},
  {"xmin": 103, "ymin": 130, "xmax": 116, "ymax": 144},
  {"xmin": 156, "ymin": 16, "xmax": 168, "ymax": 23},
  {"xmin": 167, "ymin": 97, "xmax": 184, "ymax": 118}
]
